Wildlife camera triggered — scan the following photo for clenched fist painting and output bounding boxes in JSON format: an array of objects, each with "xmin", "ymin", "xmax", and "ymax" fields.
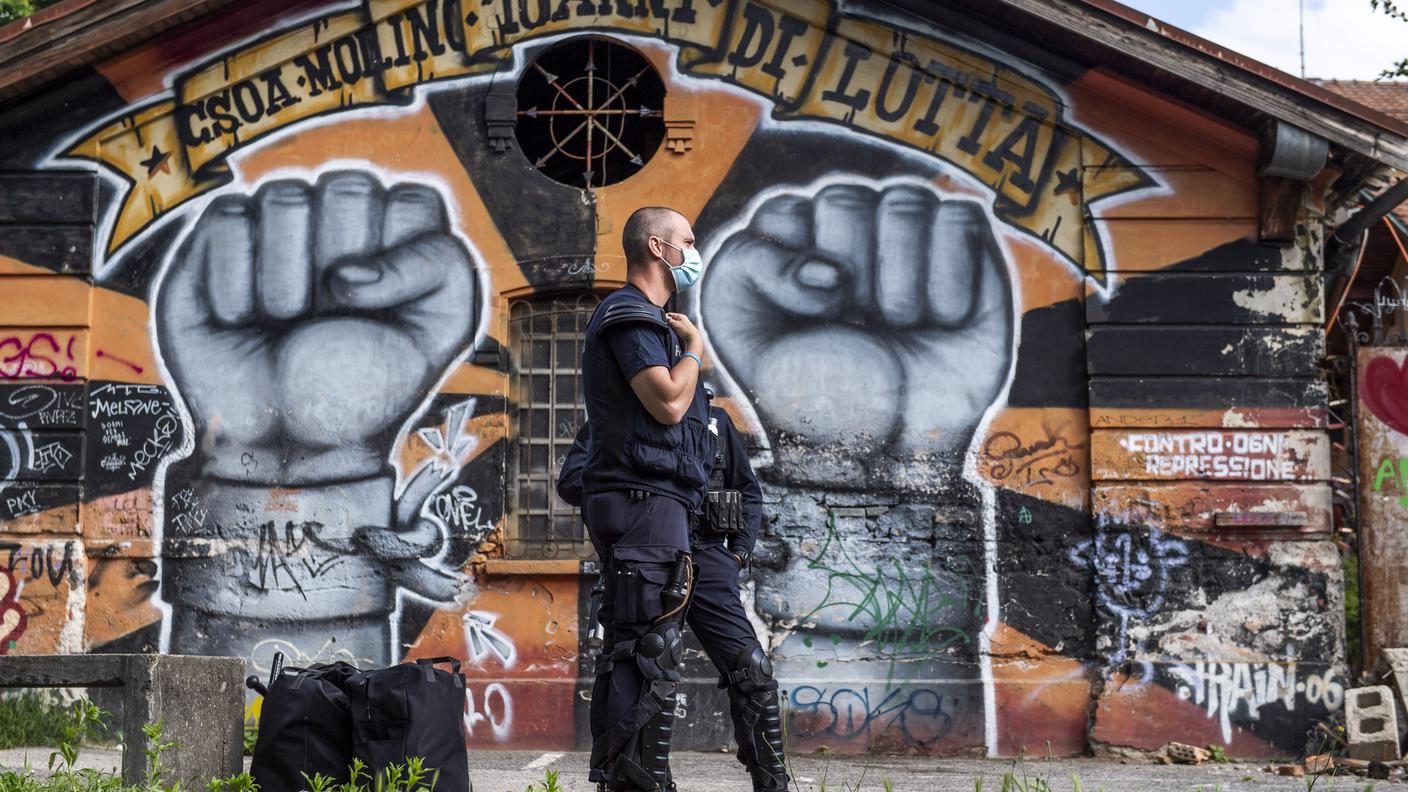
[
  {"xmin": 701, "ymin": 180, "xmax": 1015, "ymax": 491},
  {"xmin": 154, "ymin": 170, "xmax": 488, "ymax": 669}
]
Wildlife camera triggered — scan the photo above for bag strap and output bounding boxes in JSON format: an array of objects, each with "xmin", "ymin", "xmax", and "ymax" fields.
[{"xmin": 415, "ymin": 656, "xmax": 464, "ymax": 686}]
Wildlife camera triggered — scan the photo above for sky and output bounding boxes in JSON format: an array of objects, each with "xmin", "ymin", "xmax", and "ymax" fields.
[{"xmin": 1120, "ymin": 0, "xmax": 1407, "ymax": 80}]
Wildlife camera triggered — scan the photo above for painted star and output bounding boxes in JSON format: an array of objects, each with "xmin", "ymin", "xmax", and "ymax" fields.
[
  {"xmin": 1054, "ymin": 167, "xmax": 1080, "ymax": 197},
  {"xmin": 140, "ymin": 146, "xmax": 172, "ymax": 177}
]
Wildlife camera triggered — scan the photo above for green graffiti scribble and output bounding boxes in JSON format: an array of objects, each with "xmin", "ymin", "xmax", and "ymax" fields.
[{"xmin": 799, "ymin": 515, "xmax": 982, "ymax": 665}]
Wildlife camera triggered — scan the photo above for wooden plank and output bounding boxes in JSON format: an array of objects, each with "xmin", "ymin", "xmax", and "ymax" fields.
[
  {"xmin": 0, "ymin": 225, "xmax": 93, "ymax": 274},
  {"xmin": 0, "ymin": 328, "xmax": 87, "ymax": 381},
  {"xmin": 1086, "ymin": 326, "xmax": 1322, "ymax": 377},
  {"xmin": 0, "ymin": 173, "xmax": 95, "ymax": 224},
  {"xmin": 0, "ymin": 383, "xmax": 85, "ymax": 429},
  {"xmin": 0, "ymin": 0, "xmax": 242, "ymax": 102},
  {"xmin": 1093, "ymin": 236, "xmax": 1296, "ymax": 273},
  {"xmin": 0, "ymin": 0, "xmax": 151, "ymax": 63},
  {"xmin": 1090, "ymin": 406, "xmax": 1326, "ymax": 430},
  {"xmin": 1089, "ymin": 273, "xmax": 1323, "ymax": 324},
  {"xmin": 1089, "ymin": 376, "xmax": 1327, "ymax": 412},
  {"xmin": 0, "ymin": 430, "xmax": 84, "ymax": 482},
  {"xmin": 1092, "ymin": 219, "xmax": 1261, "ymax": 271},
  {"xmin": 0, "ymin": 276, "xmax": 90, "ymax": 326},
  {"xmin": 1092, "ymin": 166, "xmax": 1256, "ymax": 221},
  {"xmin": 0, "ymin": 485, "xmax": 80, "ymax": 533},
  {"xmin": 1093, "ymin": 482, "xmax": 1331, "ymax": 535},
  {"xmin": 1091, "ymin": 429, "xmax": 1329, "ymax": 482}
]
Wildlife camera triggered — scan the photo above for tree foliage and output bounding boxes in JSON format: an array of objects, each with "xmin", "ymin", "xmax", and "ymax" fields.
[
  {"xmin": 1372, "ymin": 0, "xmax": 1408, "ymax": 77},
  {"xmin": 0, "ymin": 0, "xmax": 64, "ymax": 25}
]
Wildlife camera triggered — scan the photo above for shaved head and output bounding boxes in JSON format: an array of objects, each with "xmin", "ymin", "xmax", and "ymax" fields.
[{"xmin": 623, "ymin": 206, "xmax": 684, "ymax": 269}]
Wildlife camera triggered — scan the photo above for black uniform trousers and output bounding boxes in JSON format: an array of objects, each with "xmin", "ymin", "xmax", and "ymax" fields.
[
  {"xmin": 685, "ymin": 539, "xmax": 761, "ymax": 676},
  {"xmin": 583, "ymin": 490, "xmax": 765, "ymax": 786}
]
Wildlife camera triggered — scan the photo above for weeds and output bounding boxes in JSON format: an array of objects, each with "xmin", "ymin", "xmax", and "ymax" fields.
[
  {"xmin": 303, "ymin": 757, "xmax": 440, "ymax": 792},
  {"xmin": 521, "ymin": 767, "xmax": 562, "ymax": 792}
]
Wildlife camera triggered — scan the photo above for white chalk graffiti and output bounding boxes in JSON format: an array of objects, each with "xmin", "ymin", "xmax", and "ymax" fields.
[
  {"xmin": 1119, "ymin": 432, "xmax": 1293, "ymax": 480},
  {"xmin": 0, "ymin": 385, "xmax": 80, "ymax": 425},
  {"xmin": 127, "ymin": 414, "xmax": 179, "ymax": 481},
  {"xmin": 414, "ymin": 399, "xmax": 480, "ymax": 475},
  {"xmin": 431, "ymin": 485, "xmax": 492, "ymax": 535},
  {"xmin": 4, "ymin": 489, "xmax": 38, "ymax": 518},
  {"xmin": 31, "ymin": 442, "xmax": 73, "ymax": 475},
  {"xmin": 249, "ymin": 636, "xmax": 375, "ymax": 677},
  {"xmin": 463, "ymin": 610, "xmax": 517, "ymax": 669},
  {"xmin": 101, "ymin": 421, "xmax": 131, "ymax": 448},
  {"xmin": 464, "ymin": 682, "xmax": 513, "ymax": 740},
  {"xmin": 1169, "ymin": 661, "xmax": 1345, "ymax": 744},
  {"xmin": 88, "ymin": 383, "xmax": 167, "ymax": 418}
]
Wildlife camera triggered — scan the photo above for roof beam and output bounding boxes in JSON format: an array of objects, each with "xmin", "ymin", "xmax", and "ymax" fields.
[
  {"xmin": 885, "ymin": 0, "xmax": 1408, "ymax": 173},
  {"xmin": 0, "ymin": 0, "xmax": 241, "ymax": 104}
]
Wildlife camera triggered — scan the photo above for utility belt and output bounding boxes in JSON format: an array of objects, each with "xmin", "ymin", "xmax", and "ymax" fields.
[{"xmin": 697, "ymin": 488, "xmax": 743, "ymax": 537}]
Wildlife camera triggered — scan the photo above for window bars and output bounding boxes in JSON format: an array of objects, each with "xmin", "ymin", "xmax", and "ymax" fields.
[{"xmin": 507, "ymin": 292, "xmax": 600, "ymax": 560}]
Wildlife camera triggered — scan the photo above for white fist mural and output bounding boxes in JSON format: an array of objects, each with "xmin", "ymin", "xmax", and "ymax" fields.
[
  {"xmin": 701, "ymin": 182, "xmax": 1014, "ymax": 490},
  {"xmin": 155, "ymin": 170, "xmax": 485, "ymax": 669},
  {"xmin": 157, "ymin": 171, "xmax": 478, "ymax": 484}
]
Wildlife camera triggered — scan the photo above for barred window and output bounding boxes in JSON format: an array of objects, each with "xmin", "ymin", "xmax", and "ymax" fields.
[{"xmin": 506, "ymin": 292, "xmax": 600, "ymax": 560}]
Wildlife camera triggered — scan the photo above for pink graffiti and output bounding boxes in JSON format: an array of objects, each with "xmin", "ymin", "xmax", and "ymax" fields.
[
  {"xmin": 0, "ymin": 333, "xmax": 77, "ymax": 381},
  {"xmin": 0, "ymin": 568, "xmax": 27, "ymax": 655},
  {"xmin": 96, "ymin": 349, "xmax": 143, "ymax": 374}
]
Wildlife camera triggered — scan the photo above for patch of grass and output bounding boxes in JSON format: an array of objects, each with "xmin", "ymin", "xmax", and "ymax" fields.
[
  {"xmin": 1207, "ymin": 745, "xmax": 1229, "ymax": 764},
  {"xmin": 0, "ymin": 691, "xmax": 94, "ymax": 750}
]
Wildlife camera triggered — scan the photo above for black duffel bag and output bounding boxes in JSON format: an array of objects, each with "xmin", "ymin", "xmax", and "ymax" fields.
[
  {"xmin": 249, "ymin": 661, "xmax": 359, "ymax": 792},
  {"xmin": 343, "ymin": 656, "xmax": 469, "ymax": 791}
]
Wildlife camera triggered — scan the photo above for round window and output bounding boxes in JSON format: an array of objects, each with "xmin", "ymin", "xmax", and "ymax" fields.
[{"xmin": 514, "ymin": 37, "xmax": 666, "ymax": 188}]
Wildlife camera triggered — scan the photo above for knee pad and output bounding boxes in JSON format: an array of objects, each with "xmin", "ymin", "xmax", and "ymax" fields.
[
  {"xmin": 723, "ymin": 645, "xmax": 776, "ymax": 693},
  {"xmin": 625, "ymin": 621, "xmax": 684, "ymax": 677}
]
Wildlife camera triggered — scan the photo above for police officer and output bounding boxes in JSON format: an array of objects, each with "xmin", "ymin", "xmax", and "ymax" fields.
[
  {"xmin": 559, "ymin": 389, "xmax": 789, "ymax": 791},
  {"xmin": 576, "ymin": 206, "xmax": 715, "ymax": 791}
]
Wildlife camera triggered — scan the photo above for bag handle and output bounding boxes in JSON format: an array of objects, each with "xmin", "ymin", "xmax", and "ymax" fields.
[{"xmin": 415, "ymin": 656, "xmax": 463, "ymax": 685}]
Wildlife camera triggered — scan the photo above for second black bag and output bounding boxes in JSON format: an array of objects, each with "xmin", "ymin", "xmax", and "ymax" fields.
[{"xmin": 344, "ymin": 656, "xmax": 469, "ymax": 791}]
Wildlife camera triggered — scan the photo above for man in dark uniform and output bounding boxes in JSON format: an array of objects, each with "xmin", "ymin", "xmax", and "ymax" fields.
[
  {"xmin": 560, "ymin": 390, "xmax": 789, "ymax": 791},
  {"xmin": 575, "ymin": 206, "xmax": 716, "ymax": 792}
]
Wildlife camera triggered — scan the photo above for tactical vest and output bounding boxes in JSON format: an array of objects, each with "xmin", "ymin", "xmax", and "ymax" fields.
[{"xmin": 580, "ymin": 288, "xmax": 715, "ymax": 509}]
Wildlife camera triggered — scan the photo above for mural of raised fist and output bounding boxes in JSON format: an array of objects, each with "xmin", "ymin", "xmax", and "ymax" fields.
[
  {"xmin": 697, "ymin": 179, "xmax": 1015, "ymax": 749},
  {"xmin": 157, "ymin": 170, "xmax": 478, "ymax": 484},
  {"xmin": 154, "ymin": 169, "xmax": 484, "ymax": 668},
  {"xmin": 700, "ymin": 181, "xmax": 1015, "ymax": 492}
]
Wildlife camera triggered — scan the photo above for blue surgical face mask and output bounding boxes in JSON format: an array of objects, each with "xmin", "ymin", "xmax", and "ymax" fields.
[{"xmin": 659, "ymin": 239, "xmax": 704, "ymax": 292}]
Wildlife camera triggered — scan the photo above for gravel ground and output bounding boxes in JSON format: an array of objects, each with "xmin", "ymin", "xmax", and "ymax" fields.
[{"xmin": 1, "ymin": 747, "xmax": 1403, "ymax": 791}]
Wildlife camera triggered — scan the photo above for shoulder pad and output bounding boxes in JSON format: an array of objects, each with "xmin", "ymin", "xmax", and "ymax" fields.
[{"xmin": 599, "ymin": 301, "xmax": 668, "ymax": 331}]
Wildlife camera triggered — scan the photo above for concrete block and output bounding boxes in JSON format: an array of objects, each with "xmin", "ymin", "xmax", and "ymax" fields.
[
  {"xmin": 1346, "ymin": 685, "xmax": 1400, "ymax": 761},
  {"xmin": 1374, "ymin": 648, "xmax": 1408, "ymax": 706},
  {"xmin": 0, "ymin": 654, "xmax": 244, "ymax": 786}
]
